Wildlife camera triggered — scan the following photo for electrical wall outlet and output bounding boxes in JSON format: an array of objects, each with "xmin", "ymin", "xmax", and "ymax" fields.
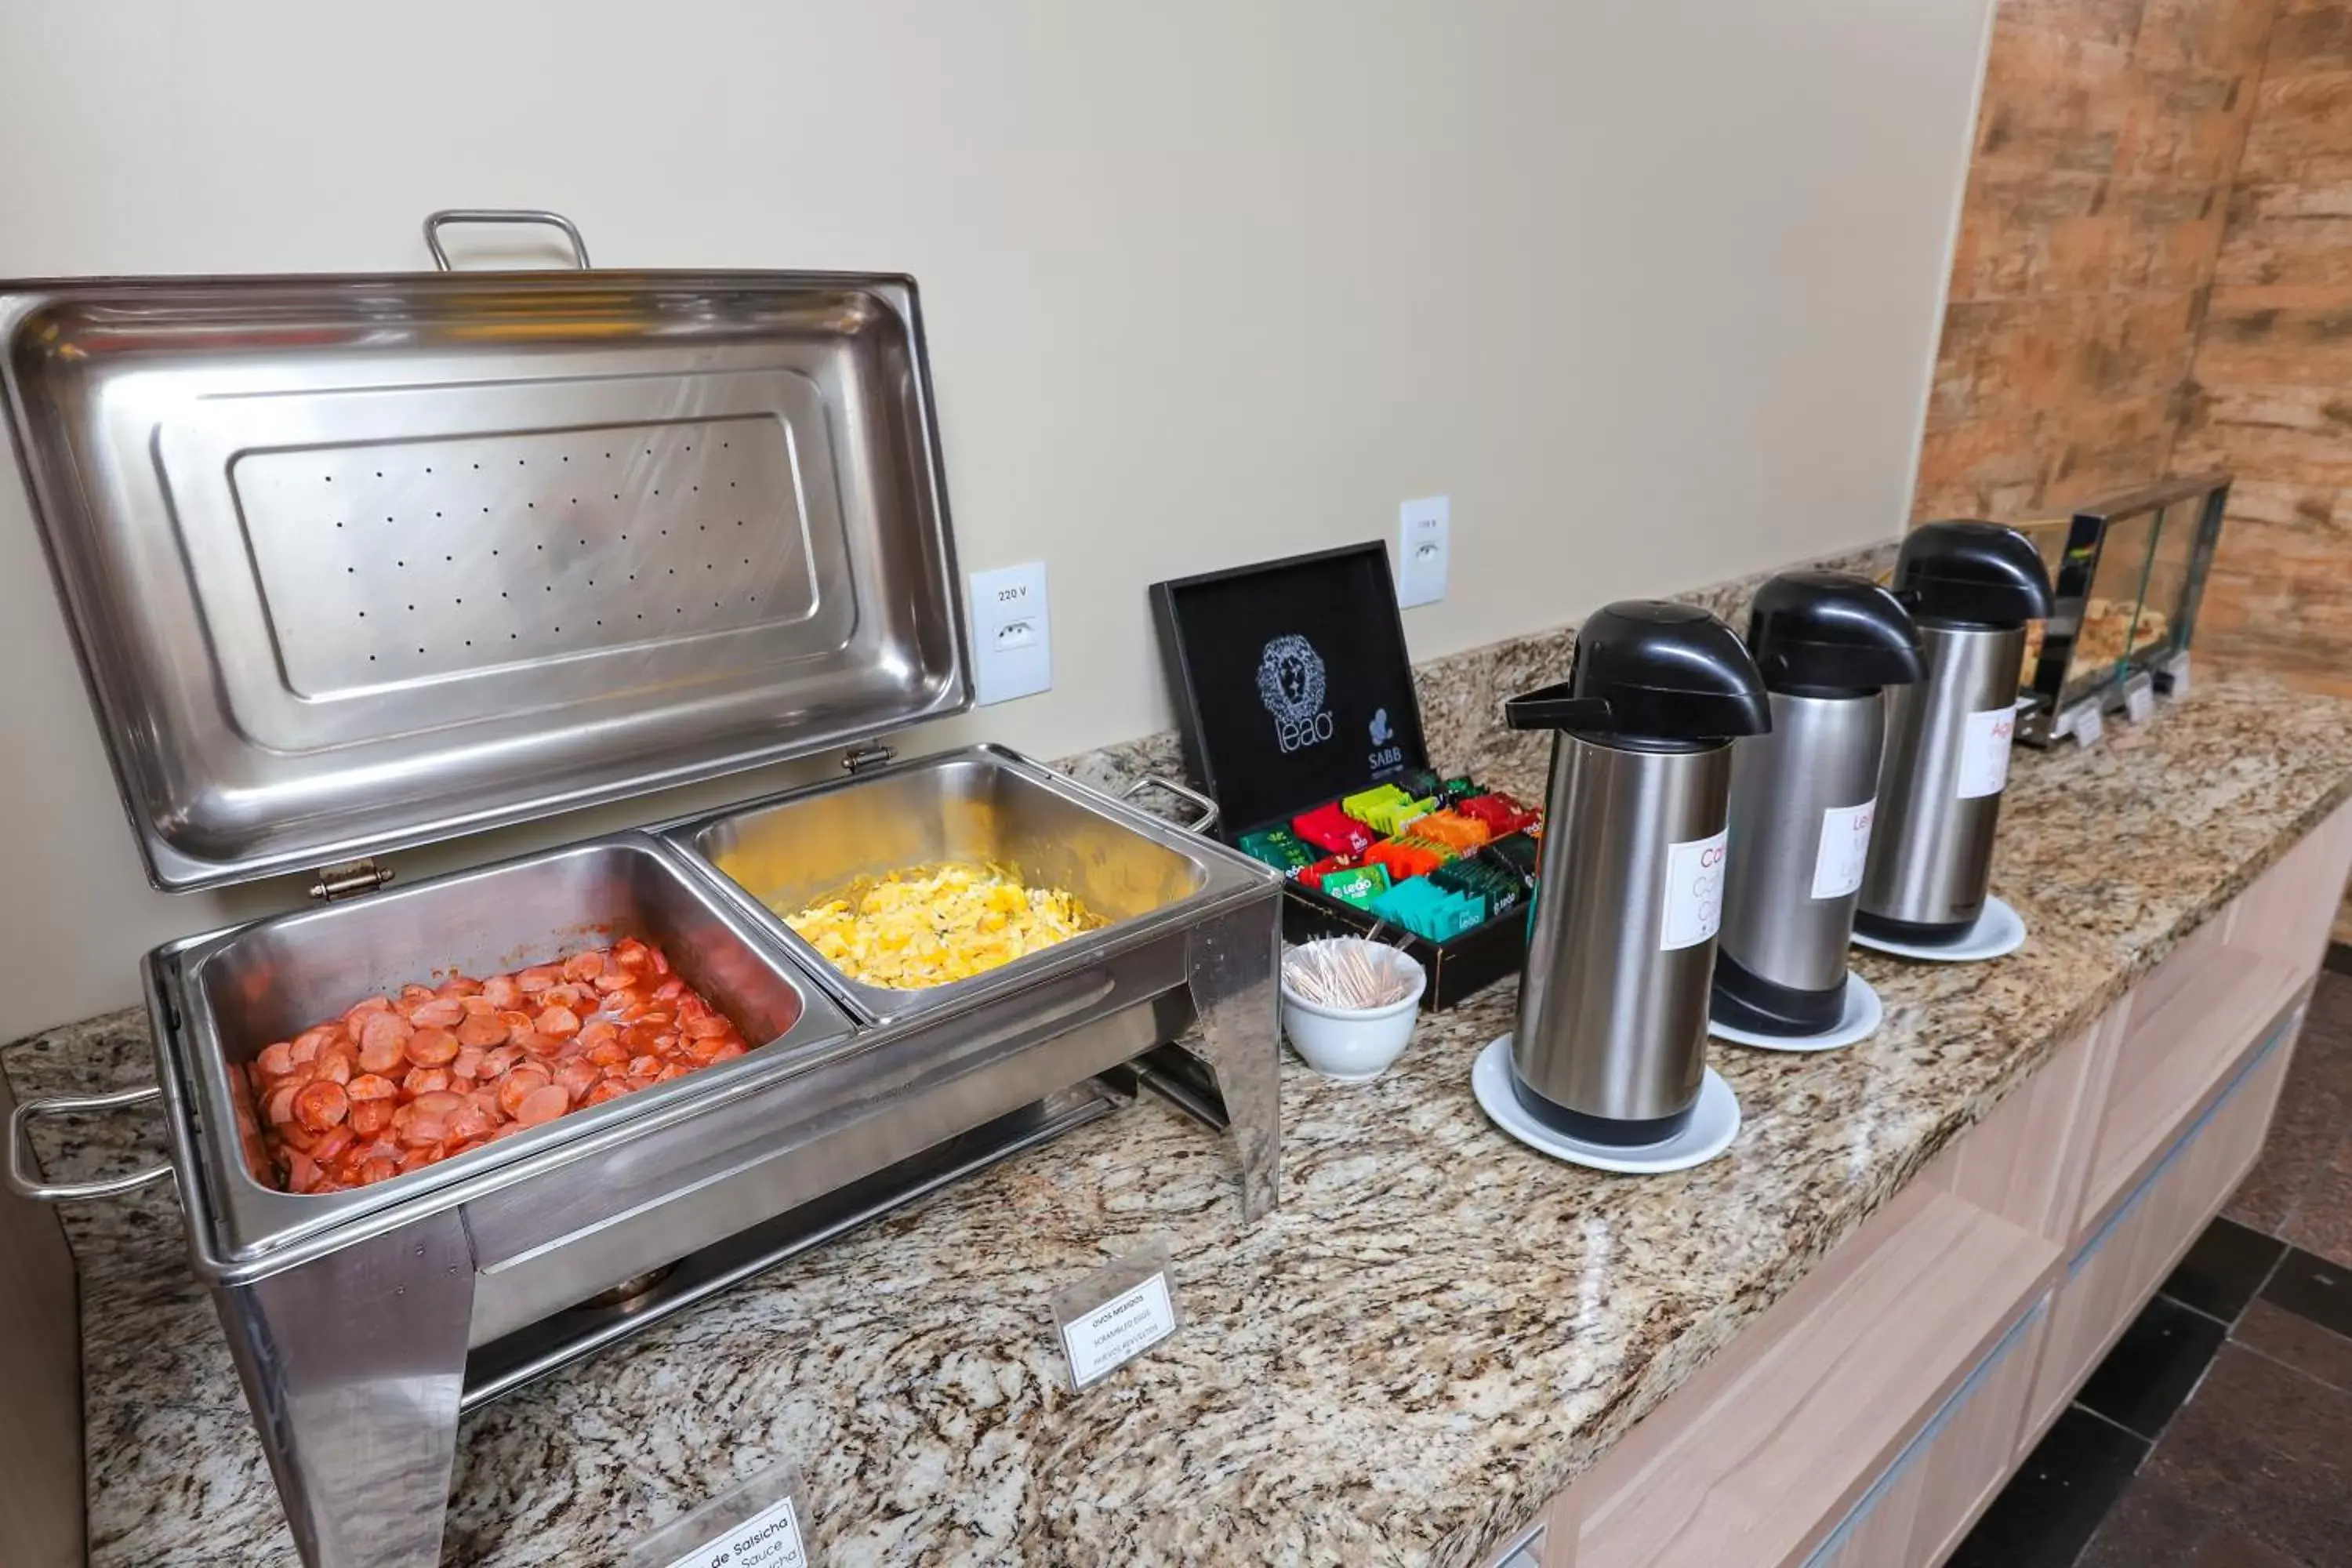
[
  {"xmin": 1396, "ymin": 495, "xmax": 1450, "ymax": 608},
  {"xmin": 967, "ymin": 561, "xmax": 1053, "ymax": 705}
]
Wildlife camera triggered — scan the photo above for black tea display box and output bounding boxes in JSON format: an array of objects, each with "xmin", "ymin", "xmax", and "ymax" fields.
[{"xmin": 1149, "ymin": 543, "xmax": 1535, "ymax": 1010}]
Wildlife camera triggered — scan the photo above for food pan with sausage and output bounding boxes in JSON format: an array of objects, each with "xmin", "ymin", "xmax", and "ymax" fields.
[
  {"xmin": 237, "ymin": 938, "xmax": 751, "ymax": 1195},
  {"xmin": 176, "ymin": 836, "xmax": 855, "ymax": 1243}
]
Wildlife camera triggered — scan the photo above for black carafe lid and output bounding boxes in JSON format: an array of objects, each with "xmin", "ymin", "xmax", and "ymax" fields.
[
  {"xmin": 1505, "ymin": 600, "xmax": 1771, "ymax": 746},
  {"xmin": 1747, "ymin": 572, "xmax": 1926, "ymax": 695},
  {"xmin": 1895, "ymin": 521, "xmax": 2055, "ymax": 628}
]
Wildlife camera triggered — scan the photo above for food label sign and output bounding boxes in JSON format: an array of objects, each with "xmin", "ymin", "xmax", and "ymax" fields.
[
  {"xmin": 1061, "ymin": 1272, "xmax": 1178, "ymax": 1388},
  {"xmin": 1052, "ymin": 1241, "xmax": 1183, "ymax": 1392},
  {"xmin": 660, "ymin": 1496, "xmax": 808, "ymax": 1568},
  {"xmin": 627, "ymin": 1463, "xmax": 815, "ymax": 1568}
]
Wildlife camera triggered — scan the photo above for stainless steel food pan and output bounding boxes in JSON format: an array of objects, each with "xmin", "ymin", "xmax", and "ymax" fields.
[
  {"xmin": 663, "ymin": 743, "xmax": 1276, "ymax": 1025},
  {"xmin": 161, "ymin": 832, "xmax": 857, "ymax": 1278}
]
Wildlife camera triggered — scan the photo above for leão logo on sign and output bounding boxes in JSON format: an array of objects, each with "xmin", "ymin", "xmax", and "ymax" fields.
[{"xmin": 1257, "ymin": 633, "xmax": 1334, "ymax": 754}]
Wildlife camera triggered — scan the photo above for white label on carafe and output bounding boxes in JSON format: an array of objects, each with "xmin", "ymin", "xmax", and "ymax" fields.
[
  {"xmin": 1956, "ymin": 706, "xmax": 2016, "ymax": 800},
  {"xmin": 1660, "ymin": 829, "xmax": 1730, "ymax": 950},
  {"xmin": 1811, "ymin": 800, "xmax": 1876, "ymax": 900}
]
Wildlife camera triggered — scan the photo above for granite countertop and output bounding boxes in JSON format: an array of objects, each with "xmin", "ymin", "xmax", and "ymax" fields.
[{"xmin": 12, "ymin": 676, "xmax": 2352, "ymax": 1568}]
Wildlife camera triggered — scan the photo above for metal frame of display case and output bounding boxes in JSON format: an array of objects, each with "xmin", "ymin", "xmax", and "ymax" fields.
[{"xmin": 2017, "ymin": 473, "xmax": 2230, "ymax": 748}]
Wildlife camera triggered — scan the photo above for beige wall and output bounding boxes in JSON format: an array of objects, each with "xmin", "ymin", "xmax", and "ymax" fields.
[{"xmin": 0, "ymin": 0, "xmax": 1993, "ymax": 1037}]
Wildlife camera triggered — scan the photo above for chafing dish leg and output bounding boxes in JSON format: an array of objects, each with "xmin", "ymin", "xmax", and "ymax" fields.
[
  {"xmin": 1183, "ymin": 900, "xmax": 1283, "ymax": 1222},
  {"xmin": 213, "ymin": 1209, "xmax": 474, "ymax": 1568}
]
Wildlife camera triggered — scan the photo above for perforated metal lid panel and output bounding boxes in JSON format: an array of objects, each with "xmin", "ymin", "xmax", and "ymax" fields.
[{"xmin": 0, "ymin": 268, "xmax": 968, "ymax": 889}]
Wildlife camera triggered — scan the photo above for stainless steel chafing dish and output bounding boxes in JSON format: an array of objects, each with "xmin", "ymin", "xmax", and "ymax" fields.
[{"xmin": 0, "ymin": 212, "xmax": 1281, "ymax": 1568}]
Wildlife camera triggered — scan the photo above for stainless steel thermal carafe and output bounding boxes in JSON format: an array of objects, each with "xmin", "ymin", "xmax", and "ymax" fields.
[
  {"xmin": 1715, "ymin": 573, "xmax": 1923, "ymax": 1035},
  {"xmin": 1857, "ymin": 523, "xmax": 2056, "ymax": 946},
  {"xmin": 1504, "ymin": 601, "xmax": 1770, "ymax": 1145},
  {"xmin": 1518, "ymin": 734, "xmax": 1733, "ymax": 1132},
  {"xmin": 1858, "ymin": 623, "xmax": 2024, "ymax": 933}
]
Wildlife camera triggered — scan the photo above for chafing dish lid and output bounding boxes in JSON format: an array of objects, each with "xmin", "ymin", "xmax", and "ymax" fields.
[{"xmin": 0, "ymin": 242, "xmax": 970, "ymax": 891}]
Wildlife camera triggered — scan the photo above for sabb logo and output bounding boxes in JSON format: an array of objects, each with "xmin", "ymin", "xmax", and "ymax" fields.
[
  {"xmin": 1257, "ymin": 633, "xmax": 1334, "ymax": 754},
  {"xmin": 1367, "ymin": 706, "xmax": 1403, "ymax": 771}
]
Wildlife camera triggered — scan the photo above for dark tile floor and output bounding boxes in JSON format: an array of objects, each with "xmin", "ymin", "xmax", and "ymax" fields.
[
  {"xmin": 2226, "ymin": 961, "xmax": 2352, "ymax": 1271},
  {"xmin": 1950, "ymin": 964, "xmax": 2352, "ymax": 1567}
]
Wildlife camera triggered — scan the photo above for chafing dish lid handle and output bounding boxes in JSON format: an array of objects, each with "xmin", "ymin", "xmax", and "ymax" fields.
[
  {"xmin": 423, "ymin": 209, "xmax": 592, "ymax": 271},
  {"xmin": 1122, "ymin": 774, "xmax": 1221, "ymax": 836},
  {"xmin": 5, "ymin": 1083, "xmax": 172, "ymax": 1203}
]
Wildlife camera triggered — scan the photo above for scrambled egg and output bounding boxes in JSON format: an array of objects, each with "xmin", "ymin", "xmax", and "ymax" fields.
[{"xmin": 782, "ymin": 862, "xmax": 1096, "ymax": 988}]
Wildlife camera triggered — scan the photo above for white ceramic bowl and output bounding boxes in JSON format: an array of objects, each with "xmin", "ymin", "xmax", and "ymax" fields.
[{"xmin": 1279, "ymin": 941, "xmax": 1427, "ymax": 1082}]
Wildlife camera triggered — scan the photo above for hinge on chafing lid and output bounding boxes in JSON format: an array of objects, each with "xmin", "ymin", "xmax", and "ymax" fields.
[
  {"xmin": 841, "ymin": 742, "xmax": 895, "ymax": 775},
  {"xmin": 307, "ymin": 858, "xmax": 395, "ymax": 902}
]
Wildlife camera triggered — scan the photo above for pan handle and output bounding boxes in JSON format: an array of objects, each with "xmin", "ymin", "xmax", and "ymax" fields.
[
  {"xmin": 423, "ymin": 209, "xmax": 593, "ymax": 271},
  {"xmin": 6, "ymin": 1084, "xmax": 172, "ymax": 1203},
  {"xmin": 1121, "ymin": 775, "xmax": 1221, "ymax": 836}
]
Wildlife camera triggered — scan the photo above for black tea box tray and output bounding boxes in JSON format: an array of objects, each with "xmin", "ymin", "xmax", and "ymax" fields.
[{"xmin": 1149, "ymin": 542, "xmax": 1529, "ymax": 1010}]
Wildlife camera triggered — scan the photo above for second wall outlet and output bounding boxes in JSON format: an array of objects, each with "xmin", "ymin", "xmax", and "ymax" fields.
[
  {"xmin": 967, "ymin": 561, "xmax": 1053, "ymax": 705},
  {"xmin": 1397, "ymin": 495, "xmax": 1450, "ymax": 608}
]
